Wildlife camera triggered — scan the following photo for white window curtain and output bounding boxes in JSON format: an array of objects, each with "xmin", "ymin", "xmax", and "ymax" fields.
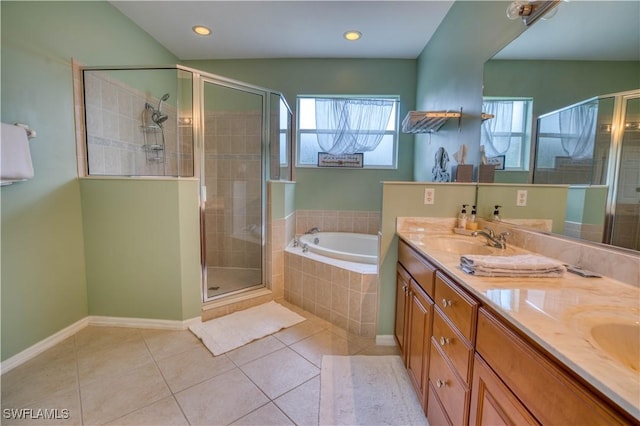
[
  {"xmin": 315, "ymin": 98, "xmax": 394, "ymax": 155},
  {"xmin": 481, "ymin": 101, "xmax": 514, "ymax": 157},
  {"xmin": 558, "ymin": 100, "xmax": 598, "ymax": 159}
]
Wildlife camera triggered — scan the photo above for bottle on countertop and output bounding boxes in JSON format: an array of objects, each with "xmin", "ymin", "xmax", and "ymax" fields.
[
  {"xmin": 493, "ymin": 205, "xmax": 502, "ymax": 221},
  {"xmin": 466, "ymin": 205, "xmax": 478, "ymax": 230},
  {"xmin": 458, "ymin": 204, "xmax": 469, "ymax": 229}
]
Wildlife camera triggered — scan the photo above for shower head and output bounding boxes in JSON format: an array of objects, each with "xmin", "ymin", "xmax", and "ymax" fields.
[{"xmin": 157, "ymin": 93, "xmax": 170, "ymax": 112}]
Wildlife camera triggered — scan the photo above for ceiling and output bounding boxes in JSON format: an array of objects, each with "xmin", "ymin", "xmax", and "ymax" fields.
[
  {"xmin": 494, "ymin": 1, "xmax": 640, "ymax": 61},
  {"xmin": 111, "ymin": 1, "xmax": 640, "ymax": 62},
  {"xmin": 110, "ymin": 1, "xmax": 455, "ymax": 60}
]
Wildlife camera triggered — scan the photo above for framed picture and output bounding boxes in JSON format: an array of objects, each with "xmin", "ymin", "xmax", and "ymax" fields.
[
  {"xmin": 317, "ymin": 152, "xmax": 364, "ymax": 168},
  {"xmin": 486, "ymin": 155, "xmax": 505, "ymax": 170}
]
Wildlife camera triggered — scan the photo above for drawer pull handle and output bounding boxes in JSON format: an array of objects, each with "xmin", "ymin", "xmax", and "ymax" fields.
[
  {"xmin": 439, "ymin": 336, "xmax": 450, "ymax": 346},
  {"xmin": 436, "ymin": 379, "xmax": 447, "ymax": 388},
  {"xmin": 441, "ymin": 299, "xmax": 452, "ymax": 308}
]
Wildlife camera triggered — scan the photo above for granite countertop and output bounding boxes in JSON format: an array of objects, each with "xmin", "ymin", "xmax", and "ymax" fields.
[{"xmin": 396, "ymin": 218, "xmax": 640, "ymax": 420}]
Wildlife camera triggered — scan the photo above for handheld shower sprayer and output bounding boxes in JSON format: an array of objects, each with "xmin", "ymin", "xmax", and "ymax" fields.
[{"xmin": 151, "ymin": 93, "xmax": 170, "ymax": 126}]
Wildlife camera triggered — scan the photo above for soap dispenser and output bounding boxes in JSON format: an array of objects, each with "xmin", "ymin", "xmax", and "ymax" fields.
[
  {"xmin": 493, "ymin": 205, "xmax": 502, "ymax": 221},
  {"xmin": 458, "ymin": 204, "xmax": 469, "ymax": 229},
  {"xmin": 466, "ymin": 205, "xmax": 478, "ymax": 230}
]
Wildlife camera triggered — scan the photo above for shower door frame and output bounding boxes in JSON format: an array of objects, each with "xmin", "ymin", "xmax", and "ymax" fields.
[
  {"xmin": 194, "ymin": 70, "xmax": 270, "ymax": 303},
  {"xmin": 603, "ymin": 89, "xmax": 640, "ymax": 248}
]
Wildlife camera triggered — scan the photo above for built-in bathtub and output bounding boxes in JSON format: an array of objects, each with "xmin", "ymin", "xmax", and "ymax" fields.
[
  {"xmin": 298, "ymin": 232, "xmax": 378, "ymax": 265},
  {"xmin": 284, "ymin": 232, "xmax": 379, "ymax": 337}
]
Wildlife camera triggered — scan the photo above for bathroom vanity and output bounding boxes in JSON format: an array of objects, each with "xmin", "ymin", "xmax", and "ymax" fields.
[{"xmin": 394, "ymin": 218, "xmax": 639, "ymax": 425}]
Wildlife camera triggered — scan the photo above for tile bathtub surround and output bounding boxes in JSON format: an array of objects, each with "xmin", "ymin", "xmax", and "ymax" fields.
[
  {"xmin": 284, "ymin": 252, "xmax": 378, "ymax": 337},
  {"xmin": 296, "ymin": 209, "xmax": 380, "ymax": 235},
  {"xmin": 0, "ymin": 302, "xmax": 398, "ymax": 426}
]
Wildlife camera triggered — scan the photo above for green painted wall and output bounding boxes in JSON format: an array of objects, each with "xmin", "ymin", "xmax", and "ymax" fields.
[
  {"xmin": 184, "ymin": 59, "xmax": 417, "ymax": 211},
  {"xmin": 270, "ymin": 181, "xmax": 297, "ymax": 220},
  {"xmin": 566, "ymin": 186, "xmax": 608, "ymax": 225},
  {"xmin": 378, "ymin": 182, "xmax": 477, "ymax": 334},
  {"xmin": 484, "ymin": 60, "xmax": 640, "ymax": 118},
  {"xmin": 477, "ymin": 184, "xmax": 568, "ymax": 234},
  {"xmin": 414, "ymin": 1, "xmax": 525, "ymax": 182},
  {"xmin": 1, "ymin": 1, "xmax": 178, "ymax": 361},
  {"xmin": 80, "ymin": 179, "xmax": 200, "ymax": 320}
]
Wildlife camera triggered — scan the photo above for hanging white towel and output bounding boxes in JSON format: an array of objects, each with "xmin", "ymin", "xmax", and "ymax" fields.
[{"xmin": 1, "ymin": 123, "xmax": 34, "ymax": 185}]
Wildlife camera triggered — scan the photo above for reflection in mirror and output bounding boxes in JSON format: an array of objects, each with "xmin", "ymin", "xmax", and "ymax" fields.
[
  {"xmin": 269, "ymin": 93, "xmax": 293, "ymax": 181},
  {"xmin": 482, "ymin": 0, "xmax": 640, "ymax": 252}
]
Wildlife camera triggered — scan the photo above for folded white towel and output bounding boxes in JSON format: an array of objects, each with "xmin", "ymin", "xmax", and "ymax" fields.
[
  {"xmin": 1, "ymin": 123, "xmax": 34, "ymax": 185},
  {"xmin": 461, "ymin": 254, "xmax": 565, "ymax": 277}
]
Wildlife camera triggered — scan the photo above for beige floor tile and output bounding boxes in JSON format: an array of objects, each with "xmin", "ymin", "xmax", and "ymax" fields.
[
  {"xmin": 77, "ymin": 337, "xmax": 154, "ymax": 384},
  {"xmin": 1, "ymin": 386, "xmax": 82, "ymax": 426},
  {"xmin": 226, "ymin": 335, "xmax": 286, "ymax": 366},
  {"xmin": 240, "ymin": 348, "xmax": 319, "ymax": 399},
  {"xmin": 272, "ymin": 320, "xmax": 326, "ymax": 346},
  {"xmin": 1, "ymin": 344, "xmax": 78, "ymax": 409},
  {"xmin": 327, "ymin": 324, "xmax": 375, "ymax": 352},
  {"xmin": 289, "ymin": 330, "xmax": 356, "ymax": 368},
  {"xmin": 142, "ymin": 329, "xmax": 203, "ymax": 361},
  {"xmin": 230, "ymin": 402, "xmax": 295, "ymax": 425},
  {"xmin": 74, "ymin": 326, "xmax": 142, "ymax": 354},
  {"xmin": 80, "ymin": 362, "xmax": 170, "ymax": 425},
  {"xmin": 274, "ymin": 376, "xmax": 320, "ymax": 426},
  {"xmin": 175, "ymin": 368, "xmax": 269, "ymax": 425},
  {"xmin": 105, "ymin": 396, "xmax": 188, "ymax": 426},
  {"xmin": 156, "ymin": 346, "xmax": 235, "ymax": 393}
]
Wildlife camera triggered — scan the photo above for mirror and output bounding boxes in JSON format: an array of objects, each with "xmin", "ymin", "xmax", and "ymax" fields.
[
  {"xmin": 482, "ymin": 1, "xmax": 640, "ymax": 251},
  {"xmin": 268, "ymin": 92, "xmax": 293, "ymax": 181}
]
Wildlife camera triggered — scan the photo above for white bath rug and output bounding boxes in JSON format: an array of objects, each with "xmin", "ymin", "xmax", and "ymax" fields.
[
  {"xmin": 189, "ymin": 301, "xmax": 306, "ymax": 356},
  {"xmin": 319, "ymin": 355, "xmax": 428, "ymax": 426}
]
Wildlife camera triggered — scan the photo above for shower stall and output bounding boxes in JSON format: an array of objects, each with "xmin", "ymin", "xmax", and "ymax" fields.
[
  {"xmin": 533, "ymin": 89, "xmax": 640, "ymax": 250},
  {"xmin": 82, "ymin": 65, "xmax": 292, "ymax": 303}
]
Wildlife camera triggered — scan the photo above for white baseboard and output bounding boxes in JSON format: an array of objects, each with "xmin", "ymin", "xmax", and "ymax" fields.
[
  {"xmin": 0, "ymin": 317, "xmax": 89, "ymax": 375},
  {"xmin": 1, "ymin": 315, "xmax": 202, "ymax": 375},
  {"xmin": 376, "ymin": 334, "xmax": 397, "ymax": 346}
]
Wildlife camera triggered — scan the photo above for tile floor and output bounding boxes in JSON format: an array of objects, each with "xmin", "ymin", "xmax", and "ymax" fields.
[{"xmin": 1, "ymin": 302, "xmax": 399, "ymax": 425}]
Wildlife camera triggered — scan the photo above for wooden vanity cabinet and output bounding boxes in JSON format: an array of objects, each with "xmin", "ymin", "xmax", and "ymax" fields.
[
  {"xmin": 394, "ymin": 264, "xmax": 411, "ymax": 360},
  {"xmin": 396, "ymin": 239, "xmax": 436, "ymax": 411},
  {"xmin": 427, "ymin": 271, "xmax": 478, "ymax": 425},
  {"xmin": 473, "ymin": 308, "xmax": 632, "ymax": 426},
  {"xmin": 395, "ymin": 238, "xmax": 633, "ymax": 425}
]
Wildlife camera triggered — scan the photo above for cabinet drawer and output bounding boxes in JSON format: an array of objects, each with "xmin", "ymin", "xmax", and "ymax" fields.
[
  {"xmin": 428, "ymin": 342, "xmax": 469, "ymax": 426},
  {"xmin": 434, "ymin": 272, "xmax": 478, "ymax": 343},
  {"xmin": 398, "ymin": 239, "xmax": 435, "ymax": 297},
  {"xmin": 432, "ymin": 308, "xmax": 473, "ymax": 384},
  {"xmin": 427, "ymin": 384, "xmax": 452, "ymax": 426},
  {"xmin": 476, "ymin": 308, "xmax": 630, "ymax": 425}
]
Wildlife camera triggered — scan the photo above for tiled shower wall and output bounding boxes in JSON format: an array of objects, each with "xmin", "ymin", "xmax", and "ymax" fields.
[
  {"xmin": 83, "ymin": 71, "xmax": 193, "ymax": 176},
  {"xmin": 203, "ymin": 111, "xmax": 262, "ymax": 269}
]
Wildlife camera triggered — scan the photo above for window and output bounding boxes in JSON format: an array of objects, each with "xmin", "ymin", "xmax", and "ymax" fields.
[
  {"xmin": 297, "ymin": 95, "xmax": 399, "ymax": 168},
  {"xmin": 481, "ymin": 98, "xmax": 533, "ymax": 170}
]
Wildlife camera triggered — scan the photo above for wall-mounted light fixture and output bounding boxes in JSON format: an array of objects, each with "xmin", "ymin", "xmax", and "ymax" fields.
[{"xmin": 506, "ymin": 0, "xmax": 561, "ymax": 26}]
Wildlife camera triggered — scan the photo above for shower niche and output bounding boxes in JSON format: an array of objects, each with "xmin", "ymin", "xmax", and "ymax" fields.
[{"xmin": 81, "ymin": 65, "xmax": 293, "ymax": 303}]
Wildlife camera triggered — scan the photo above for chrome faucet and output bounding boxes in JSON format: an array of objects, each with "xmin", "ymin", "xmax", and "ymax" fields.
[
  {"xmin": 305, "ymin": 227, "xmax": 320, "ymax": 234},
  {"xmin": 472, "ymin": 228, "xmax": 510, "ymax": 249}
]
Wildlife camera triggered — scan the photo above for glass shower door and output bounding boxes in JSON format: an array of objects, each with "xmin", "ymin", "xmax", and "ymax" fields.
[
  {"xmin": 610, "ymin": 96, "xmax": 640, "ymax": 250},
  {"xmin": 201, "ymin": 79, "xmax": 265, "ymax": 300}
]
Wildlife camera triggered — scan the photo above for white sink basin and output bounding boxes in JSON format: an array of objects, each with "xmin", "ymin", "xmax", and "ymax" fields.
[
  {"xmin": 591, "ymin": 323, "xmax": 640, "ymax": 372},
  {"xmin": 564, "ymin": 305, "xmax": 640, "ymax": 372},
  {"xmin": 426, "ymin": 235, "xmax": 493, "ymax": 255}
]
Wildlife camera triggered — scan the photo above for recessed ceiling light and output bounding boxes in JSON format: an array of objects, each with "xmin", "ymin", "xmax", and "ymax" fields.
[
  {"xmin": 343, "ymin": 31, "xmax": 362, "ymax": 41},
  {"xmin": 192, "ymin": 25, "xmax": 212, "ymax": 36}
]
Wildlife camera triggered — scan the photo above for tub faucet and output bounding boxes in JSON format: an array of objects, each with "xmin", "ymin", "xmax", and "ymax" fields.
[
  {"xmin": 472, "ymin": 228, "xmax": 509, "ymax": 249},
  {"xmin": 305, "ymin": 227, "xmax": 320, "ymax": 234}
]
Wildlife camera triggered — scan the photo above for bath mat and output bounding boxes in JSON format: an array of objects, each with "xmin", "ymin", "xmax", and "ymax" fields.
[
  {"xmin": 319, "ymin": 355, "xmax": 428, "ymax": 425},
  {"xmin": 189, "ymin": 301, "xmax": 306, "ymax": 356}
]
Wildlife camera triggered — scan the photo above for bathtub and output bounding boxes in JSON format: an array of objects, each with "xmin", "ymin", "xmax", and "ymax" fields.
[{"xmin": 298, "ymin": 232, "xmax": 378, "ymax": 265}]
